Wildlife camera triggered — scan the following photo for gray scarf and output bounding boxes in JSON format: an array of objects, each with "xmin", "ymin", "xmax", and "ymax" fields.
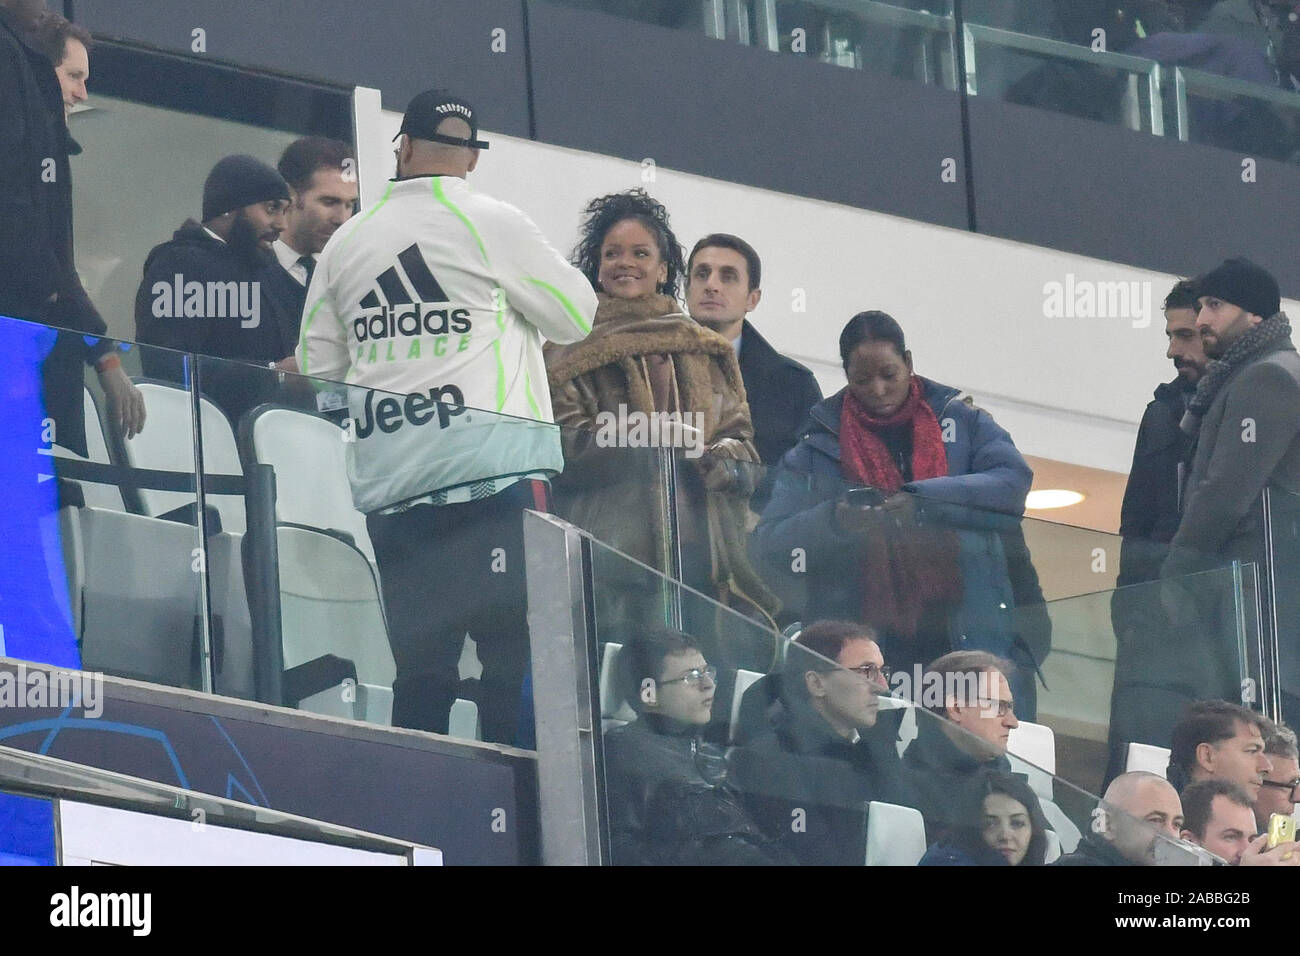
[{"xmin": 1181, "ymin": 311, "xmax": 1294, "ymax": 434}]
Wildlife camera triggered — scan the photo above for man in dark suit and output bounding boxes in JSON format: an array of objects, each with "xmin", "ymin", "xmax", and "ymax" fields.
[
  {"xmin": 266, "ymin": 136, "xmax": 357, "ymax": 370},
  {"xmin": 1, "ymin": 0, "xmax": 144, "ymax": 452},
  {"xmin": 1105, "ymin": 278, "xmax": 1205, "ymax": 786},
  {"xmin": 684, "ymin": 233, "xmax": 822, "ymax": 512}
]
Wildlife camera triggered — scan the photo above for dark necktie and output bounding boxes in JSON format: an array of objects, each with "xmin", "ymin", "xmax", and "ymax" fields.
[{"xmin": 297, "ymin": 255, "xmax": 316, "ymax": 288}]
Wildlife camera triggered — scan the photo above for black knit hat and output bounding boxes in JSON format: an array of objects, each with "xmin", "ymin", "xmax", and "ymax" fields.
[
  {"xmin": 202, "ymin": 154, "xmax": 290, "ymax": 221},
  {"xmin": 1197, "ymin": 257, "xmax": 1281, "ymax": 319}
]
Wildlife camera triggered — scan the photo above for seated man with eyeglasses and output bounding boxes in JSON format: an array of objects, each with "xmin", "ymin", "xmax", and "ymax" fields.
[
  {"xmin": 902, "ymin": 650, "xmax": 1024, "ymax": 841},
  {"xmin": 1254, "ymin": 717, "xmax": 1300, "ymax": 833},
  {"xmin": 729, "ymin": 620, "xmax": 915, "ymax": 865},
  {"xmin": 603, "ymin": 626, "xmax": 792, "ymax": 866}
]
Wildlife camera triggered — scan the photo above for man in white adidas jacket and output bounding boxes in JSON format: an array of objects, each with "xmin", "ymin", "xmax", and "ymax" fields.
[{"xmin": 298, "ymin": 89, "xmax": 596, "ymax": 744}]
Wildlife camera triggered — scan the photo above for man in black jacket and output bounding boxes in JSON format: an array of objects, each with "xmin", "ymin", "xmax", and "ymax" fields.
[
  {"xmin": 1055, "ymin": 771, "xmax": 1185, "ymax": 865},
  {"xmin": 902, "ymin": 650, "xmax": 1023, "ymax": 840},
  {"xmin": 1105, "ymin": 278, "xmax": 1206, "ymax": 785},
  {"xmin": 602, "ymin": 627, "xmax": 791, "ymax": 865},
  {"xmin": 730, "ymin": 620, "xmax": 915, "ymax": 865},
  {"xmin": 134, "ymin": 154, "xmax": 294, "ymax": 419},
  {"xmin": 0, "ymin": 0, "xmax": 144, "ymax": 453},
  {"xmin": 684, "ymin": 233, "xmax": 822, "ymax": 512}
]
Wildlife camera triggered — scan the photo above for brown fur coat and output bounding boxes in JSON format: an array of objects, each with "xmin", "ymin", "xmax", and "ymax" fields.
[{"xmin": 545, "ymin": 293, "xmax": 781, "ymax": 629}]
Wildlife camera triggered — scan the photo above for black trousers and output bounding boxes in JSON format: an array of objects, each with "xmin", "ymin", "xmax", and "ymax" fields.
[{"xmin": 367, "ymin": 480, "xmax": 550, "ymax": 745}]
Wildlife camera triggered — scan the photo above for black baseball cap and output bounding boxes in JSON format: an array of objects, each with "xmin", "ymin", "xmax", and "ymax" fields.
[{"xmin": 394, "ymin": 89, "xmax": 490, "ymax": 150}]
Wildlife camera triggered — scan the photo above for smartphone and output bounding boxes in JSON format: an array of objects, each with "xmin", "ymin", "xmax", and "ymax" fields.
[
  {"xmin": 1267, "ymin": 813, "xmax": 1296, "ymax": 850},
  {"xmin": 843, "ymin": 486, "xmax": 886, "ymax": 509}
]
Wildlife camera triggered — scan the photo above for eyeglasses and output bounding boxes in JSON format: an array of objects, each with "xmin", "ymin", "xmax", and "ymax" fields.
[
  {"xmin": 1260, "ymin": 778, "xmax": 1300, "ymax": 794},
  {"xmin": 658, "ymin": 665, "xmax": 717, "ymax": 688},
  {"xmin": 975, "ymin": 697, "xmax": 1016, "ymax": 717},
  {"xmin": 843, "ymin": 663, "xmax": 891, "ymax": 683}
]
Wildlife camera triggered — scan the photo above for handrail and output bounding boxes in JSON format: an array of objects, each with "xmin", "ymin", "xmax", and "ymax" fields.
[
  {"xmin": 1174, "ymin": 65, "xmax": 1300, "ymax": 142},
  {"xmin": 962, "ymin": 22, "xmax": 1164, "ymax": 136}
]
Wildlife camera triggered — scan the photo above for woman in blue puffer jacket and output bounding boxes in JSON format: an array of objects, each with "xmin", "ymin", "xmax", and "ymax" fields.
[{"xmin": 753, "ymin": 311, "xmax": 1050, "ymax": 715}]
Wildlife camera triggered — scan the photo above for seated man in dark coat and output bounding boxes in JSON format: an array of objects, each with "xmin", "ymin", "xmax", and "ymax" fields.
[
  {"xmin": 1055, "ymin": 771, "xmax": 1185, "ymax": 866},
  {"xmin": 902, "ymin": 650, "xmax": 1023, "ymax": 841},
  {"xmin": 602, "ymin": 626, "xmax": 791, "ymax": 866},
  {"xmin": 730, "ymin": 620, "xmax": 915, "ymax": 866}
]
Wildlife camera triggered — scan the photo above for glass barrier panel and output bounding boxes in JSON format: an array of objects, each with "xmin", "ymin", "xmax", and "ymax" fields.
[
  {"xmin": 1044, "ymin": 564, "xmax": 1260, "ymax": 797},
  {"xmin": 544, "ymin": 0, "xmax": 958, "ymax": 88},
  {"xmin": 962, "ymin": 0, "xmax": 1300, "ymax": 157},
  {"xmin": 581, "ymin": 528, "xmax": 1225, "ymax": 866},
  {"xmin": 1263, "ymin": 487, "xmax": 1300, "ymax": 726},
  {"xmin": 765, "ymin": 0, "xmax": 957, "ymax": 86},
  {"xmin": 0, "ymin": 313, "xmax": 207, "ymax": 694},
  {"xmin": 193, "ymin": 350, "xmax": 673, "ymax": 750}
]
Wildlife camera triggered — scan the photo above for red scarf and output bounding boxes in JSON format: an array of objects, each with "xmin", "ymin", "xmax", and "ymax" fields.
[
  {"xmin": 839, "ymin": 377, "xmax": 948, "ymax": 490},
  {"xmin": 839, "ymin": 378, "xmax": 963, "ymax": 644}
]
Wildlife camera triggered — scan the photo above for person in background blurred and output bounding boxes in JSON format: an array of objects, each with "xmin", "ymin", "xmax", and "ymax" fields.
[
  {"xmin": 919, "ymin": 770, "xmax": 1051, "ymax": 866},
  {"xmin": 33, "ymin": 11, "xmax": 89, "ymax": 124},
  {"xmin": 1, "ymin": 1, "xmax": 144, "ymax": 452},
  {"xmin": 1254, "ymin": 717, "xmax": 1300, "ymax": 831}
]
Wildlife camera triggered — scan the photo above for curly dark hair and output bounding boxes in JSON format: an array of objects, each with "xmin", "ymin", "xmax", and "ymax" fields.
[{"xmin": 571, "ymin": 188, "xmax": 685, "ymax": 299}]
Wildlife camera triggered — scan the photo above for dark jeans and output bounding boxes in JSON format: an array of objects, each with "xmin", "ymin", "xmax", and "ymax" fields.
[{"xmin": 367, "ymin": 479, "xmax": 550, "ymax": 745}]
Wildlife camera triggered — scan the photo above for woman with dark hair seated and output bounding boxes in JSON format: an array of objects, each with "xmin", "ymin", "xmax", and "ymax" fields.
[
  {"xmin": 544, "ymin": 189, "xmax": 779, "ymax": 636},
  {"xmin": 753, "ymin": 310, "xmax": 1049, "ymax": 714},
  {"xmin": 602, "ymin": 627, "xmax": 793, "ymax": 865},
  {"xmin": 919, "ymin": 770, "xmax": 1051, "ymax": 866}
]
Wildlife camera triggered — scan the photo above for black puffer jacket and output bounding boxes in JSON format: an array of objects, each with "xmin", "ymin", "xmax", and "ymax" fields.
[{"xmin": 603, "ymin": 718, "xmax": 792, "ymax": 866}]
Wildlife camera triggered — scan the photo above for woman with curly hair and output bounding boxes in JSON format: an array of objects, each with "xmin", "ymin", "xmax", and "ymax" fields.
[{"xmin": 545, "ymin": 189, "xmax": 781, "ymax": 646}]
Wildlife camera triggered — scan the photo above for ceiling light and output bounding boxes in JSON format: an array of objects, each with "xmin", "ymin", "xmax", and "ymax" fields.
[{"xmin": 1026, "ymin": 489, "xmax": 1085, "ymax": 509}]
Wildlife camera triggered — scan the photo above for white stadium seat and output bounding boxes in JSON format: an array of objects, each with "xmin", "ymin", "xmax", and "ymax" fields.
[
  {"xmin": 730, "ymin": 668, "xmax": 764, "ymax": 743},
  {"xmin": 246, "ymin": 405, "xmax": 375, "ymax": 562},
  {"xmin": 125, "ymin": 381, "xmax": 246, "ymax": 534},
  {"xmin": 865, "ymin": 801, "xmax": 928, "ymax": 866},
  {"xmin": 1125, "ymin": 742, "xmax": 1172, "ymax": 776},
  {"xmin": 599, "ymin": 642, "xmax": 636, "ymax": 729}
]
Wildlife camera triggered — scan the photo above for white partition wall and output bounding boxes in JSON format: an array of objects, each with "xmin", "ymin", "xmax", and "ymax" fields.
[{"xmin": 351, "ymin": 96, "xmax": 1297, "ymax": 473}]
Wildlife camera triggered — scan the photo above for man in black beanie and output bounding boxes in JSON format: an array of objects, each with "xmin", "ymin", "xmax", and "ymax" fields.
[
  {"xmin": 133, "ymin": 155, "xmax": 298, "ymax": 418},
  {"xmin": 1162, "ymin": 257, "xmax": 1300, "ymax": 715}
]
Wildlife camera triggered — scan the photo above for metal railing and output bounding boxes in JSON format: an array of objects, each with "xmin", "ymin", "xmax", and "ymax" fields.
[
  {"xmin": 963, "ymin": 22, "xmax": 1165, "ymax": 135},
  {"xmin": 702, "ymin": 0, "xmax": 1300, "ymax": 150},
  {"xmin": 1174, "ymin": 65, "xmax": 1300, "ymax": 142}
]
